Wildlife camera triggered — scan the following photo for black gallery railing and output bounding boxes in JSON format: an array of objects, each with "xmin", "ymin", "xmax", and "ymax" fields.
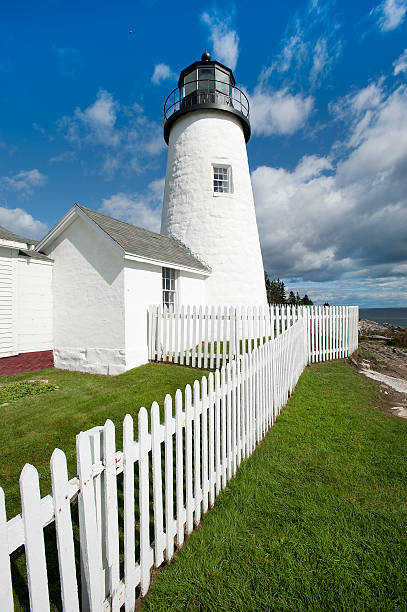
[{"xmin": 164, "ymin": 79, "xmax": 250, "ymax": 121}]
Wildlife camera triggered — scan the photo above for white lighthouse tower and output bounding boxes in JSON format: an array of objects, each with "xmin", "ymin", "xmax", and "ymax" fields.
[{"xmin": 161, "ymin": 52, "xmax": 267, "ymax": 306}]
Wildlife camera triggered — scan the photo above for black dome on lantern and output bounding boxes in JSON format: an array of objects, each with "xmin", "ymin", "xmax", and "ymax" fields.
[{"xmin": 163, "ymin": 54, "xmax": 251, "ymax": 144}]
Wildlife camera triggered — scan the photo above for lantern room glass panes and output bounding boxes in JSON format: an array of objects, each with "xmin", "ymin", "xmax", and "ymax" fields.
[
  {"xmin": 198, "ymin": 66, "xmax": 215, "ymax": 90},
  {"xmin": 184, "ymin": 69, "xmax": 197, "ymax": 96},
  {"xmin": 215, "ymin": 67, "xmax": 231, "ymax": 95},
  {"xmin": 162, "ymin": 267, "xmax": 176, "ymax": 308},
  {"xmin": 183, "ymin": 65, "xmax": 232, "ymax": 97},
  {"xmin": 213, "ymin": 166, "xmax": 231, "ymax": 193}
]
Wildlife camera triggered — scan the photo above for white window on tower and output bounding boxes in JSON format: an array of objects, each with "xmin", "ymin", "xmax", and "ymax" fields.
[
  {"xmin": 162, "ymin": 267, "xmax": 176, "ymax": 308},
  {"xmin": 213, "ymin": 165, "xmax": 231, "ymax": 193}
]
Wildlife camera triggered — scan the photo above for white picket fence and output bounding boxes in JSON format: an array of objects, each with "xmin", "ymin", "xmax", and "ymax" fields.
[
  {"xmin": 148, "ymin": 304, "xmax": 359, "ymax": 367},
  {"xmin": 1, "ymin": 318, "xmax": 308, "ymax": 612}
]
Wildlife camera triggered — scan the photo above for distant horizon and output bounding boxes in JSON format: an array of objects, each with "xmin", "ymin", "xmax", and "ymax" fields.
[{"xmin": 359, "ymin": 306, "xmax": 407, "ymax": 310}]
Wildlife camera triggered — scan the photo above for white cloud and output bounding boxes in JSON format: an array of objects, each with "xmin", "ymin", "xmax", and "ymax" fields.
[
  {"xmin": 252, "ymin": 81, "xmax": 407, "ymax": 289},
  {"xmin": 310, "ymin": 37, "xmax": 329, "ymax": 84},
  {"xmin": 259, "ymin": 6, "xmax": 341, "ymax": 89},
  {"xmin": 0, "ymin": 206, "xmax": 48, "ymax": 239},
  {"xmin": 374, "ymin": 0, "xmax": 407, "ymax": 31},
  {"xmin": 58, "ymin": 90, "xmax": 164, "ymax": 177},
  {"xmin": 394, "ymin": 48, "xmax": 407, "ymax": 75},
  {"xmin": 49, "ymin": 151, "xmax": 76, "ymax": 163},
  {"xmin": 201, "ymin": 11, "xmax": 239, "ymax": 70},
  {"xmin": 62, "ymin": 89, "xmax": 119, "ymax": 148},
  {"xmin": 250, "ymin": 88, "xmax": 314, "ymax": 136},
  {"xmin": 151, "ymin": 63, "xmax": 177, "ymax": 85},
  {"xmin": 1, "ymin": 169, "xmax": 47, "ymax": 195},
  {"xmin": 99, "ymin": 178, "xmax": 164, "ymax": 232}
]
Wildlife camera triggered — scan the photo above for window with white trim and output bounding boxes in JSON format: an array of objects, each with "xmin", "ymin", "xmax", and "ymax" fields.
[
  {"xmin": 162, "ymin": 267, "xmax": 176, "ymax": 308},
  {"xmin": 213, "ymin": 165, "xmax": 231, "ymax": 193}
]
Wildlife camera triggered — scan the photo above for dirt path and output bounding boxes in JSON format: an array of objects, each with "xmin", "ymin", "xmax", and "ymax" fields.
[{"xmin": 355, "ymin": 319, "xmax": 407, "ymax": 418}]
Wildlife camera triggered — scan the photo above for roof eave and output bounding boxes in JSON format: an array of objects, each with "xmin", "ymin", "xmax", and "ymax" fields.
[{"xmin": 124, "ymin": 251, "xmax": 211, "ymax": 276}]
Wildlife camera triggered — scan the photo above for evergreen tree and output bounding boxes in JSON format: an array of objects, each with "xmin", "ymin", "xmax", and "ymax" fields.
[
  {"xmin": 288, "ymin": 290, "xmax": 296, "ymax": 305},
  {"xmin": 266, "ymin": 277, "xmax": 287, "ymax": 304},
  {"xmin": 265, "ymin": 274, "xmax": 318, "ymax": 306},
  {"xmin": 300, "ymin": 294, "xmax": 314, "ymax": 306}
]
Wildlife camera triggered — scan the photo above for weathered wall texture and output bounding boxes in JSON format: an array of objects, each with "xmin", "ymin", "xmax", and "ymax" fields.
[
  {"xmin": 46, "ymin": 216, "xmax": 126, "ymax": 375},
  {"xmin": 161, "ymin": 110, "xmax": 267, "ymax": 306}
]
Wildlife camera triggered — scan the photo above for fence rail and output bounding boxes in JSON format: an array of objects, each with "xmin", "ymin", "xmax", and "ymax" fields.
[
  {"xmin": 1, "ymin": 319, "xmax": 308, "ymax": 611},
  {"xmin": 148, "ymin": 304, "xmax": 359, "ymax": 367}
]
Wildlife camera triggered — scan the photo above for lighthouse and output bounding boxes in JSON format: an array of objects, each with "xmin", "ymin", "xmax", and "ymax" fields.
[{"xmin": 161, "ymin": 52, "xmax": 267, "ymax": 306}]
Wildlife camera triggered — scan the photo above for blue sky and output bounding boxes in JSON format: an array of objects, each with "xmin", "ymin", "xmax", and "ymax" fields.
[{"xmin": 1, "ymin": 0, "xmax": 407, "ymax": 307}]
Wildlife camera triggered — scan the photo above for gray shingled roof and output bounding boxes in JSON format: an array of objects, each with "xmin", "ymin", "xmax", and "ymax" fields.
[
  {"xmin": 76, "ymin": 205, "xmax": 210, "ymax": 273},
  {"xmin": 0, "ymin": 224, "xmax": 37, "ymax": 245}
]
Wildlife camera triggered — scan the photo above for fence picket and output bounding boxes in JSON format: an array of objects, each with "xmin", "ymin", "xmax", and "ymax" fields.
[
  {"xmin": 77, "ymin": 432, "xmax": 103, "ymax": 612},
  {"xmin": 201, "ymin": 376, "xmax": 209, "ymax": 514},
  {"xmin": 209, "ymin": 306, "xmax": 215, "ymax": 369},
  {"xmin": 175, "ymin": 389, "xmax": 185, "ymax": 547},
  {"xmin": 102, "ymin": 421, "xmax": 120, "ymax": 612},
  {"xmin": 215, "ymin": 369, "xmax": 222, "ymax": 496},
  {"xmin": 198, "ymin": 305, "xmax": 203, "ymax": 369},
  {"xmin": 50, "ymin": 450, "xmax": 80, "ymax": 612},
  {"xmin": 20, "ymin": 464, "xmax": 50, "ymax": 612},
  {"xmin": 123, "ymin": 415, "xmax": 136, "ymax": 612},
  {"xmin": 208, "ymin": 372, "xmax": 216, "ymax": 507},
  {"xmin": 191, "ymin": 306, "xmax": 197, "ymax": 368},
  {"xmin": 151, "ymin": 402, "xmax": 164, "ymax": 566},
  {"xmin": 138, "ymin": 407, "xmax": 153, "ymax": 595},
  {"xmin": 185, "ymin": 385, "xmax": 194, "ymax": 534},
  {"xmin": 164, "ymin": 396, "xmax": 175, "ymax": 561},
  {"xmin": 193, "ymin": 380, "xmax": 202, "ymax": 525},
  {"xmin": 203, "ymin": 306, "xmax": 209, "ymax": 369}
]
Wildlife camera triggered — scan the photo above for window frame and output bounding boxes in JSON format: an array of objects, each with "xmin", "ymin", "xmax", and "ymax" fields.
[
  {"xmin": 162, "ymin": 267, "xmax": 177, "ymax": 309},
  {"xmin": 212, "ymin": 164, "xmax": 233, "ymax": 195}
]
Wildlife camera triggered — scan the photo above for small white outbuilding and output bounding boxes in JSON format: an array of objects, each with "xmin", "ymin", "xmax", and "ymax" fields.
[
  {"xmin": 0, "ymin": 226, "xmax": 53, "ymax": 362},
  {"xmin": 35, "ymin": 204, "xmax": 210, "ymax": 374}
]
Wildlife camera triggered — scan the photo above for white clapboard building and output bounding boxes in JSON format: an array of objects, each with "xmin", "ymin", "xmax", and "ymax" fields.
[
  {"xmin": 1, "ymin": 53, "xmax": 266, "ymax": 375},
  {"xmin": 0, "ymin": 226, "xmax": 53, "ymax": 361}
]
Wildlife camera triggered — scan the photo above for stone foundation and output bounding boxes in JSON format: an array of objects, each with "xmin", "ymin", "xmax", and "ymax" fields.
[{"xmin": 54, "ymin": 347, "xmax": 129, "ymax": 376}]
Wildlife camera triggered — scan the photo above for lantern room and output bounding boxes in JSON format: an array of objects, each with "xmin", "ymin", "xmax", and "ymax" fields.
[{"xmin": 163, "ymin": 52, "xmax": 251, "ymax": 144}]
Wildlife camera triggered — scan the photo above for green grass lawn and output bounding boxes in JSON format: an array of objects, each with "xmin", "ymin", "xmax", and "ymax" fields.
[
  {"xmin": 144, "ymin": 361, "xmax": 407, "ymax": 611},
  {"xmin": 0, "ymin": 363, "xmax": 207, "ymax": 518}
]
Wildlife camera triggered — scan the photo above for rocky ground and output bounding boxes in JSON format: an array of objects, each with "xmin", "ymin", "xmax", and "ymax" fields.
[{"xmin": 354, "ymin": 319, "xmax": 407, "ymax": 418}]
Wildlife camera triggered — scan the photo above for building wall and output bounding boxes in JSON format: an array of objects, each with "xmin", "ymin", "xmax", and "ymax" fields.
[
  {"xmin": 46, "ymin": 216, "xmax": 126, "ymax": 375},
  {"xmin": 124, "ymin": 260, "xmax": 162, "ymax": 369},
  {"xmin": 161, "ymin": 110, "xmax": 267, "ymax": 307},
  {"xmin": 124, "ymin": 260, "xmax": 206, "ymax": 369},
  {"xmin": 0, "ymin": 247, "xmax": 17, "ymax": 357},
  {"xmin": 178, "ymin": 269, "xmax": 206, "ymax": 306},
  {"xmin": 17, "ymin": 257, "xmax": 53, "ymax": 353}
]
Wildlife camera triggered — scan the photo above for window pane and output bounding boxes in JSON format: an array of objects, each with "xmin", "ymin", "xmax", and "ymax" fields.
[
  {"xmin": 184, "ymin": 70, "xmax": 197, "ymax": 96},
  {"xmin": 162, "ymin": 268, "xmax": 176, "ymax": 308}
]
